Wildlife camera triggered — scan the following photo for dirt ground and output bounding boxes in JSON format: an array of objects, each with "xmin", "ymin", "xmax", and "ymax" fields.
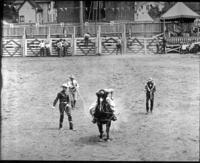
[{"xmin": 1, "ymin": 53, "xmax": 199, "ymax": 161}]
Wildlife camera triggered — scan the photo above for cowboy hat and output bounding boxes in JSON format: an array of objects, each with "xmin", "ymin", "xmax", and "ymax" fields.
[
  {"xmin": 148, "ymin": 78, "xmax": 153, "ymax": 82},
  {"xmin": 61, "ymin": 83, "xmax": 69, "ymax": 88}
]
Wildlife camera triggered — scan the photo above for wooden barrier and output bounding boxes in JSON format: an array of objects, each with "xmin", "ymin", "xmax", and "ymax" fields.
[
  {"xmin": 2, "ymin": 38, "xmax": 23, "ymax": 57},
  {"xmin": 75, "ymin": 38, "xmax": 96, "ymax": 55},
  {"xmin": 51, "ymin": 38, "xmax": 73, "ymax": 56},
  {"xmin": 127, "ymin": 37, "xmax": 161, "ymax": 55},
  {"xmin": 101, "ymin": 36, "xmax": 121, "ymax": 55}
]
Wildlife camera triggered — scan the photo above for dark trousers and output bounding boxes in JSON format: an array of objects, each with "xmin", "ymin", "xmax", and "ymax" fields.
[
  {"xmin": 40, "ymin": 47, "xmax": 45, "ymax": 56},
  {"xmin": 63, "ymin": 46, "xmax": 68, "ymax": 56},
  {"xmin": 59, "ymin": 103, "xmax": 73, "ymax": 129},
  {"xmin": 84, "ymin": 37, "xmax": 89, "ymax": 46},
  {"xmin": 57, "ymin": 47, "xmax": 63, "ymax": 57},
  {"xmin": 46, "ymin": 48, "xmax": 50, "ymax": 56},
  {"xmin": 116, "ymin": 44, "xmax": 122, "ymax": 55},
  {"xmin": 146, "ymin": 93, "xmax": 154, "ymax": 112}
]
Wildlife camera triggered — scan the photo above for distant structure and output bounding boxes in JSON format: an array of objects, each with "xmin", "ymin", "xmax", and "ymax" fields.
[{"xmin": 15, "ymin": 0, "xmax": 57, "ymax": 23}]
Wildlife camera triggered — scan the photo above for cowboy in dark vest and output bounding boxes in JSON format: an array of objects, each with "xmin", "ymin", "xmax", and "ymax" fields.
[
  {"xmin": 116, "ymin": 37, "xmax": 122, "ymax": 55},
  {"xmin": 84, "ymin": 32, "xmax": 90, "ymax": 46},
  {"xmin": 145, "ymin": 78, "xmax": 156, "ymax": 114},
  {"xmin": 57, "ymin": 39, "xmax": 63, "ymax": 57},
  {"xmin": 52, "ymin": 83, "xmax": 75, "ymax": 130},
  {"xmin": 89, "ymin": 89, "xmax": 117, "ymax": 123},
  {"xmin": 63, "ymin": 39, "xmax": 70, "ymax": 56}
]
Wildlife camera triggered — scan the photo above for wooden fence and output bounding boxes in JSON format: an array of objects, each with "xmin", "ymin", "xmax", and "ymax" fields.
[
  {"xmin": 2, "ymin": 22, "xmax": 200, "ymax": 57},
  {"xmin": 3, "ymin": 22, "xmax": 164, "ymax": 38}
]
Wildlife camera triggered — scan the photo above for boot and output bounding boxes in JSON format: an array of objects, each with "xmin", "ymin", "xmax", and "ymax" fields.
[
  {"xmin": 69, "ymin": 121, "xmax": 73, "ymax": 130},
  {"xmin": 59, "ymin": 123, "xmax": 62, "ymax": 129}
]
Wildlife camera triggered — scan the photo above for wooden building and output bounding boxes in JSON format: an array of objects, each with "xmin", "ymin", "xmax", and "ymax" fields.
[
  {"xmin": 55, "ymin": 1, "xmax": 135, "ymax": 23},
  {"xmin": 18, "ymin": 0, "xmax": 43, "ymax": 23}
]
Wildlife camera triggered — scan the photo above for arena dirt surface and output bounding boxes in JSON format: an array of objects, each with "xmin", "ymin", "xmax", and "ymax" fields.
[{"xmin": 1, "ymin": 54, "xmax": 199, "ymax": 161}]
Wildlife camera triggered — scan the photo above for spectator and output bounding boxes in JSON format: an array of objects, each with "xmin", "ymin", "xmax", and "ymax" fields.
[
  {"xmin": 39, "ymin": 40, "xmax": 45, "ymax": 56},
  {"xmin": 84, "ymin": 32, "xmax": 90, "ymax": 46},
  {"xmin": 63, "ymin": 40, "xmax": 70, "ymax": 57},
  {"xmin": 116, "ymin": 37, "xmax": 122, "ymax": 55},
  {"xmin": 45, "ymin": 40, "xmax": 51, "ymax": 56},
  {"xmin": 57, "ymin": 39, "xmax": 63, "ymax": 57}
]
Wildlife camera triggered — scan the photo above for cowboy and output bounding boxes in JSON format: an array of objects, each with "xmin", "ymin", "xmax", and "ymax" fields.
[
  {"xmin": 39, "ymin": 40, "xmax": 45, "ymax": 56},
  {"xmin": 52, "ymin": 83, "xmax": 74, "ymax": 130},
  {"xmin": 89, "ymin": 88, "xmax": 117, "ymax": 123},
  {"xmin": 57, "ymin": 39, "xmax": 63, "ymax": 57},
  {"xmin": 63, "ymin": 40, "xmax": 70, "ymax": 56},
  {"xmin": 145, "ymin": 78, "xmax": 156, "ymax": 114},
  {"xmin": 84, "ymin": 32, "xmax": 90, "ymax": 46},
  {"xmin": 67, "ymin": 75, "xmax": 79, "ymax": 109},
  {"xmin": 45, "ymin": 40, "xmax": 51, "ymax": 56},
  {"xmin": 116, "ymin": 37, "xmax": 122, "ymax": 55}
]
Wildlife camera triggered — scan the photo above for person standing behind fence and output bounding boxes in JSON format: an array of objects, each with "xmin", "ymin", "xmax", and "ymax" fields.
[
  {"xmin": 57, "ymin": 39, "xmax": 63, "ymax": 57},
  {"xmin": 84, "ymin": 32, "xmax": 90, "ymax": 46},
  {"xmin": 145, "ymin": 78, "xmax": 156, "ymax": 114},
  {"xmin": 162, "ymin": 36, "xmax": 166, "ymax": 54},
  {"xmin": 63, "ymin": 40, "xmax": 69, "ymax": 56},
  {"xmin": 116, "ymin": 37, "xmax": 122, "ymax": 55},
  {"xmin": 45, "ymin": 40, "xmax": 51, "ymax": 56},
  {"xmin": 39, "ymin": 40, "xmax": 45, "ymax": 57}
]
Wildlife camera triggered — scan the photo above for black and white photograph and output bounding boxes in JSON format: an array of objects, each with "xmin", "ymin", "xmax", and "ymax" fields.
[{"xmin": 1, "ymin": 0, "xmax": 200, "ymax": 161}]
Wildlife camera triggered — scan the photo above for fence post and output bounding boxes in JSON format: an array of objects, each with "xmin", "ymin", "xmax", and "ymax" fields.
[
  {"xmin": 144, "ymin": 38, "xmax": 147, "ymax": 55},
  {"xmin": 47, "ymin": 26, "xmax": 52, "ymax": 55},
  {"xmin": 96, "ymin": 25, "xmax": 101, "ymax": 55},
  {"xmin": 22, "ymin": 27, "xmax": 26, "ymax": 57},
  {"xmin": 122, "ymin": 24, "xmax": 127, "ymax": 54},
  {"xmin": 72, "ymin": 26, "xmax": 76, "ymax": 55}
]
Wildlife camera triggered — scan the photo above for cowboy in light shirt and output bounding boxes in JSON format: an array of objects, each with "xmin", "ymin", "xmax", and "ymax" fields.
[
  {"xmin": 39, "ymin": 40, "xmax": 45, "ymax": 56},
  {"xmin": 67, "ymin": 74, "xmax": 79, "ymax": 109}
]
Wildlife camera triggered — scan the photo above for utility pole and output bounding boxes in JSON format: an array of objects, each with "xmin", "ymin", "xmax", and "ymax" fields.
[{"xmin": 80, "ymin": 1, "xmax": 84, "ymax": 36}]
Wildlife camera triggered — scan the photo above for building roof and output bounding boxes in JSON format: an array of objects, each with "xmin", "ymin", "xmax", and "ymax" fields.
[
  {"xmin": 160, "ymin": 2, "xmax": 200, "ymax": 20},
  {"xmin": 18, "ymin": 0, "xmax": 43, "ymax": 12}
]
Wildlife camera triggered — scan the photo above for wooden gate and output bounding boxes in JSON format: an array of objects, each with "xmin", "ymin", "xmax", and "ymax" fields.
[
  {"xmin": 127, "ymin": 37, "xmax": 145, "ymax": 54},
  {"xmin": 26, "ymin": 38, "xmax": 44, "ymax": 56},
  {"xmin": 101, "ymin": 36, "xmax": 121, "ymax": 55},
  {"xmin": 75, "ymin": 38, "xmax": 96, "ymax": 55},
  {"xmin": 127, "ymin": 37, "xmax": 160, "ymax": 54},
  {"xmin": 51, "ymin": 38, "xmax": 72, "ymax": 56},
  {"xmin": 2, "ymin": 39, "xmax": 23, "ymax": 57}
]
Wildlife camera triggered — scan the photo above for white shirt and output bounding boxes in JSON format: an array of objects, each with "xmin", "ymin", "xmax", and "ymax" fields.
[
  {"xmin": 39, "ymin": 42, "xmax": 45, "ymax": 48},
  {"xmin": 182, "ymin": 44, "xmax": 189, "ymax": 50},
  {"xmin": 67, "ymin": 79, "xmax": 79, "ymax": 90}
]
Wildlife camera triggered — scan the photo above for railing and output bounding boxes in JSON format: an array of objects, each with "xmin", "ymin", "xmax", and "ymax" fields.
[{"xmin": 2, "ymin": 22, "xmax": 165, "ymax": 38}]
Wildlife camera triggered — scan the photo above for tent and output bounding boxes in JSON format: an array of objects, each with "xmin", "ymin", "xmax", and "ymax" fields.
[
  {"xmin": 160, "ymin": 2, "xmax": 200, "ymax": 20},
  {"xmin": 160, "ymin": 2, "xmax": 200, "ymax": 37}
]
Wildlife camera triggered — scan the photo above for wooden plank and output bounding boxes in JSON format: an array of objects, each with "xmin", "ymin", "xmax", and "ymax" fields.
[{"xmin": 2, "ymin": 39, "xmax": 23, "ymax": 57}]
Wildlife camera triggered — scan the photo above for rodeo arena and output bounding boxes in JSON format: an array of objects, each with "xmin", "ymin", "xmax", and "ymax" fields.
[{"xmin": 1, "ymin": 1, "xmax": 200, "ymax": 161}]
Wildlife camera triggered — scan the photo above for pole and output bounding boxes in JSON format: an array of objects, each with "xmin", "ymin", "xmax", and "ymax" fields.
[
  {"xmin": 95, "ymin": 1, "xmax": 98, "ymax": 37},
  {"xmin": 164, "ymin": 19, "xmax": 166, "ymax": 37},
  {"xmin": 80, "ymin": 1, "xmax": 84, "ymax": 36}
]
